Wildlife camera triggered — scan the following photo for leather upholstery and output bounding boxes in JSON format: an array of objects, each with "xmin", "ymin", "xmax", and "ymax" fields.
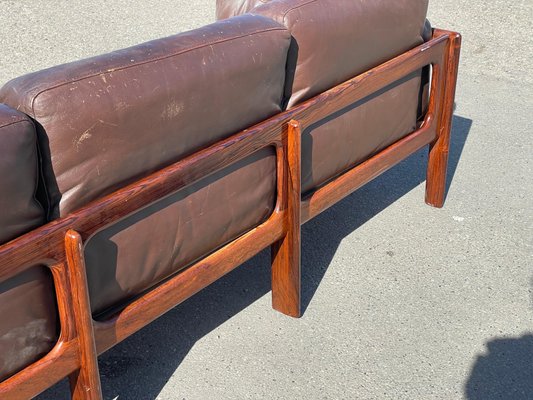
[
  {"xmin": 218, "ymin": 0, "xmax": 429, "ymax": 106},
  {"xmin": 0, "ymin": 15, "xmax": 290, "ymax": 218},
  {"xmin": 0, "ymin": 0, "xmax": 432, "ymax": 380},
  {"xmin": 0, "ymin": 104, "xmax": 44, "ymax": 243},
  {"xmin": 0, "ymin": 105, "xmax": 57, "ymax": 382},
  {"xmin": 0, "ymin": 15, "xmax": 288, "ymax": 317},
  {"xmin": 82, "ymin": 145, "xmax": 276, "ymax": 316},
  {"xmin": 216, "ymin": 0, "xmax": 429, "ymax": 192},
  {"xmin": 301, "ymin": 72, "xmax": 422, "ymax": 192},
  {"xmin": 0, "ymin": 267, "xmax": 58, "ymax": 382},
  {"xmin": 86, "ymin": 149, "xmax": 276, "ymax": 316}
]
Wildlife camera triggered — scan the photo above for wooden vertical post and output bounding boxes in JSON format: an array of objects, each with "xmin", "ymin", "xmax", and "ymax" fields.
[
  {"xmin": 426, "ymin": 31, "xmax": 462, "ymax": 207},
  {"xmin": 272, "ymin": 120, "xmax": 302, "ymax": 318},
  {"xmin": 64, "ymin": 230, "xmax": 103, "ymax": 400}
]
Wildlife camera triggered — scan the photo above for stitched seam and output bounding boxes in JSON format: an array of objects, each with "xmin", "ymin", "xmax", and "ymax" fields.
[
  {"xmin": 281, "ymin": 0, "xmax": 319, "ymax": 24},
  {"xmin": 0, "ymin": 118, "xmax": 45, "ymax": 217},
  {"xmin": 30, "ymin": 26, "xmax": 286, "ymax": 116},
  {"xmin": 0, "ymin": 118, "xmax": 30, "ymax": 130}
]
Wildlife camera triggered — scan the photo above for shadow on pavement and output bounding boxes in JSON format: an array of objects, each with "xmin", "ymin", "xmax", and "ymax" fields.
[
  {"xmin": 465, "ymin": 277, "xmax": 533, "ymax": 399},
  {"xmin": 465, "ymin": 334, "xmax": 533, "ymax": 400},
  {"xmin": 37, "ymin": 115, "xmax": 472, "ymax": 399}
]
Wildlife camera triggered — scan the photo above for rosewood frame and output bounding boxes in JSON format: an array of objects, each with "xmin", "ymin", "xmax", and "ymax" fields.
[{"xmin": 0, "ymin": 29, "xmax": 460, "ymax": 399}]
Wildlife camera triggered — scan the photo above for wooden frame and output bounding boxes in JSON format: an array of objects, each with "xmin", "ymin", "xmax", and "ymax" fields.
[{"xmin": 0, "ymin": 29, "xmax": 460, "ymax": 399}]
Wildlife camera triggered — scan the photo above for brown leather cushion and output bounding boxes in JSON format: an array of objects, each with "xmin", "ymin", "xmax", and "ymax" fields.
[
  {"xmin": 86, "ymin": 148, "xmax": 276, "ymax": 316},
  {"xmin": 0, "ymin": 14, "xmax": 290, "ymax": 218},
  {"xmin": 219, "ymin": 0, "xmax": 429, "ymax": 107},
  {"xmin": 0, "ymin": 105, "xmax": 57, "ymax": 382},
  {"xmin": 0, "ymin": 104, "xmax": 44, "ymax": 242},
  {"xmin": 218, "ymin": 0, "xmax": 429, "ymax": 192},
  {"xmin": 302, "ymin": 72, "xmax": 422, "ymax": 193},
  {"xmin": 0, "ymin": 267, "xmax": 58, "ymax": 382}
]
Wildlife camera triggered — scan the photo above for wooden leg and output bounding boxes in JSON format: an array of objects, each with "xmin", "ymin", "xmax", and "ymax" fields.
[
  {"xmin": 65, "ymin": 230, "xmax": 103, "ymax": 400},
  {"xmin": 272, "ymin": 120, "xmax": 302, "ymax": 318},
  {"xmin": 426, "ymin": 32, "xmax": 462, "ymax": 208}
]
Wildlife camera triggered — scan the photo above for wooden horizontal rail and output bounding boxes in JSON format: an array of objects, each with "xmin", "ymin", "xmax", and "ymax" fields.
[
  {"xmin": 94, "ymin": 212, "xmax": 285, "ymax": 353},
  {"xmin": 0, "ymin": 339, "xmax": 79, "ymax": 400},
  {"xmin": 302, "ymin": 121, "xmax": 436, "ymax": 222}
]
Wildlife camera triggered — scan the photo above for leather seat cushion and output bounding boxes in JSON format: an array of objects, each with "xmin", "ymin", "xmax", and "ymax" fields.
[
  {"xmin": 86, "ymin": 148, "xmax": 276, "ymax": 316},
  {"xmin": 0, "ymin": 267, "xmax": 58, "ymax": 382},
  {"xmin": 0, "ymin": 16, "xmax": 287, "ymax": 323},
  {"xmin": 301, "ymin": 72, "xmax": 421, "ymax": 193}
]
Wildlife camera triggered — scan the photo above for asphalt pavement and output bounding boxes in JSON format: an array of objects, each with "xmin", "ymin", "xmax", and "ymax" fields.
[{"xmin": 0, "ymin": 1, "xmax": 531, "ymax": 399}]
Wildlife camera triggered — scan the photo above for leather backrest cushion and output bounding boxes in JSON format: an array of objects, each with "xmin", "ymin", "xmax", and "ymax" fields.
[
  {"xmin": 0, "ymin": 104, "xmax": 44, "ymax": 243},
  {"xmin": 244, "ymin": 0, "xmax": 429, "ymax": 107},
  {"xmin": 216, "ymin": 0, "xmax": 268, "ymax": 19},
  {"xmin": 0, "ymin": 15, "xmax": 290, "ymax": 218}
]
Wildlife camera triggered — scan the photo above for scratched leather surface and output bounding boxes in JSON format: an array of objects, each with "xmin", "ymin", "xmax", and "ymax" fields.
[
  {"xmin": 0, "ymin": 15, "xmax": 287, "ymax": 375},
  {"xmin": 0, "ymin": 0, "xmax": 431, "ymax": 381},
  {"xmin": 0, "ymin": 105, "xmax": 57, "ymax": 382},
  {"xmin": 0, "ymin": 14, "xmax": 290, "ymax": 218}
]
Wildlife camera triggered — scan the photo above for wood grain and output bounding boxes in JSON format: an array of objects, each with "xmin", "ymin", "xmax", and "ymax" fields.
[
  {"xmin": 426, "ymin": 30, "xmax": 462, "ymax": 207},
  {"xmin": 94, "ymin": 213, "xmax": 285, "ymax": 353},
  {"xmin": 0, "ymin": 339, "xmax": 79, "ymax": 399},
  {"xmin": 271, "ymin": 120, "xmax": 302, "ymax": 317},
  {"xmin": 65, "ymin": 231, "xmax": 102, "ymax": 400}
]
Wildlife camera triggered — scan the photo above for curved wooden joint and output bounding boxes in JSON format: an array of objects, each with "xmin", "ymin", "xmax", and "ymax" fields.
[
  {"xmin": 271, "ymin": 120, "xmax": 302, "ymax": 318},
  {"xmin": 64, "ymin": 230, "xmax": 103, "ymax": 400}
]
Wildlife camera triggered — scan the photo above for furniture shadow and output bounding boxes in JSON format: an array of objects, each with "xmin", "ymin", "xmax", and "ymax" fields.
[
  {"xmin": 465, "ymin": 277, "xmax": 533, "ymax": 399},
  {"xmin": 37, "ymin": 115, "xmax": 472, "ymax": 400},
  {"xmin": 465, "ymin": 334, "xmax": 533, "ymax": 400}
]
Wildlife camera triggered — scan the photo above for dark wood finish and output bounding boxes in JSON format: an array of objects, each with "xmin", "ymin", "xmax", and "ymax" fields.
[
  {"xmin": 0, "ymin": 341, "xmax": 79, "ymax": 400},
  {"xmin": 0, "ymin": 29, "xmax": 460, "ymax": 399},
  {"xmin": 272, "ymin": 120, "xmax": 302, "ymax": 317},
  {"xmin": 94, "ymin": 215, "xmax": 285, "ymax": 353},
  {"xmin": 426, "ymin": 30, "xmax": 462, "ymax": 207},
  {"xmin": 302, "ymin": 123, "xmax": 435, "ymax": 223},
  {"xmin": 300, "ymin": 31, "xmax": 459, "ymax": 221},
  {"xmin": 65, "ymin": 231, "xmax": 103, "ymax": 400}
]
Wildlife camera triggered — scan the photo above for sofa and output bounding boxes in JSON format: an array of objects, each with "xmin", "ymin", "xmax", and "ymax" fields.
[{"xmin": 0, "ymin": 0, "xmax": 460, "ymax": 398}]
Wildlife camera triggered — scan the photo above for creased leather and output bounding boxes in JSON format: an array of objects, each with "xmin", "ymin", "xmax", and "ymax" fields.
[
  {"xmin": 0, "ymin": 105, "xmax": 57, "ymax": 383},
  {"xmin": 301, "ymin": 72, "xmax": 422, "ymax": 193},
  {"xmin": 86, "ymin": 149, "xmax": 276, "ymax": 316},
  {"xmin": 0, "ymin": 104, "xmax": 44, "ymax": 243},
  {"xmin": 0, "ymin": 267, "xmax": 58, "ymax": 382},
  {"xmin": 0, "ymin": 0, "xmax": 431, "ymax": 380}
]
